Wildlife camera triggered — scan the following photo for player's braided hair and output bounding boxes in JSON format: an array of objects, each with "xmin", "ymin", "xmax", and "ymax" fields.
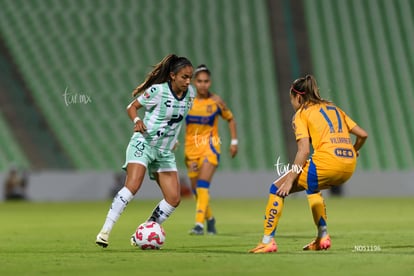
[
  {"xmin": 132, "ymin": 54, "xmax": 192, "ymax": 97},
  {"xmin": 290, "ymin": 74, "xmax": 331, "ymax": 106}
]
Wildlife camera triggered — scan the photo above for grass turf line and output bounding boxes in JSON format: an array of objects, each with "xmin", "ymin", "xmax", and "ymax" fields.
[{"xmin": 0, "ymin": 197, "xmax": 413, "ymax": 275}]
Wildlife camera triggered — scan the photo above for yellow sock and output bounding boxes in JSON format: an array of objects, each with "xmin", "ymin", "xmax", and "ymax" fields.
[
  {"xmin": 263, "ymin": 193, "xmax": 284, "ymax": 236},
  {"xmin": 192, "ymin": 190, "xmax": 212, "ymax": 220},
  {"xmin": 195, "ymin": 187, "xmax": 209, "ymax": 225},
  {"xmin": 205, "ymin": 205, "xmax": 213, "ymax": 220},
  {"xmin": 307, "ymin": 192, "xmax": 328, "ymax": 237}
]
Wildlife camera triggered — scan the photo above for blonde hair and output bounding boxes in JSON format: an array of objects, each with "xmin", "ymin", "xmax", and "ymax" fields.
[{"xmin": 290, "ymin": 74, "xmax": 331, "ymax": 106}]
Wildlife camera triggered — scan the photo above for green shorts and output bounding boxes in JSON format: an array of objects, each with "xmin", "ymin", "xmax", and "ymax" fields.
[{"xmin": 122, "ymin": 136, "xmax": 177, "ymax": 180}]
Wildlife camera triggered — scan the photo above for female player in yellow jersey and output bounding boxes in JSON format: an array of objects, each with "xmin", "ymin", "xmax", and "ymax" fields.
[
  {"xmin": 249, "ymin": 75, "xmax": 368, "ymax": 253},
  {"xmin": 185, "ymin": 64, "xmax": 238, "ymax": 235}
]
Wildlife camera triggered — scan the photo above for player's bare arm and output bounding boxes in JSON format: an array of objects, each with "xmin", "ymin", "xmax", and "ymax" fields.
[
  {"xmin": 276, "ymin": 137, "xmax": 310, "ymax": 197},
  {"xmin": 127, "ymin": 100, "xmax": 147, "ymax": 133},
  {"xmin": 228, "ymin": 117, "xmax": 238, "ymax": 158},
  {"xmin": 350, "ymin": 125, "xmax": 368, "ymax": 155},
  {"xmin": 211, "ymin": 94, "xmax": 238, "ymax": 157}
]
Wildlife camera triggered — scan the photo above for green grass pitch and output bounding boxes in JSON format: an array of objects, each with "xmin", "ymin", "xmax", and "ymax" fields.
[{"xmin": 0, "ymin": 197, "xmax": 413, "ymax": 275}]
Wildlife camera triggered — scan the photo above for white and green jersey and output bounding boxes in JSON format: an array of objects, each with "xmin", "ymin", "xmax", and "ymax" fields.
[{"xmin": 134, "ymin": 82, "xmax": 195, "ymax": 151}]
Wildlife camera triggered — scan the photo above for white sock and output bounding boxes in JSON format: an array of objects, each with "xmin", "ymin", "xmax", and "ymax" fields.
[
  {"xmin": 148, "ymin": 199, "xmax": 176, "ymax": 224},
  {"xmin": 101, "ymin": 187, "xmax": 134, "ymax": 233},
  {"xmin": 318, "ymin": 226, "xmax": 328, "ymax": 238},
  {"xmin": 262, "ymin": 235, "xmax": 273, "ymax": 244},
  {"xmin": 196, "ymin": 222, "xmax": 204, "ymax": 228}
]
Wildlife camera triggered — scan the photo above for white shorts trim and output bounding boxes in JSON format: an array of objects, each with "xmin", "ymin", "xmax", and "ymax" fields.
[
  {"xmin": 156, "ymin": 167, "xmax": 178, "ymax": 173},
  {"xmin": 126, "ymin": 160, "xmax": 148, "ymax": 168}
]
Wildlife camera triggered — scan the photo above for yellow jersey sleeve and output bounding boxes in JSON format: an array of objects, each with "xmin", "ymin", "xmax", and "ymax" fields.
[
  {"xmin": 219, "ymin": 103, "xmax": 233, "ymax": 121},
  {"xmin": 293, "ymin": 111, "xmax": 310, "ymax": 140},
  {"xmin": 340, "ymin": 108, "xmax": 357, "ymax": 131},
  {"xmin": 211, "ymin": 94, "xmax": 233, "ymax": 121}
]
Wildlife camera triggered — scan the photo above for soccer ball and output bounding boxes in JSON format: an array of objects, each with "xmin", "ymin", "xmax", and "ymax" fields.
[{"xmin": 131, "ymin": 221, "xmax": 166, "ymax": 250}]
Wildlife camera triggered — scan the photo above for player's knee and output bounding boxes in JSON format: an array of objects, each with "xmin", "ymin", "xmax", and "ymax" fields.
[
  {"xmin": 165, "ymin": 196, "xmax": 180, "ymax": 207},
  {"xmin": 125, "ymin": 178, "xmax": 143, "ymax": 195}
]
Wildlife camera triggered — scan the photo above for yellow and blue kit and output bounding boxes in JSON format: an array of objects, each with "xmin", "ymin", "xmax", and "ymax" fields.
[
  {"xmin": 293, "ymin": 102, "xmax": 357, "ymax": 193},
  {"xmin": 264, "ymin": 102, "xmax": 359, "ymax": 237},
  {"xmin": 184, "ymin": 93, "xmax": 233, "ymax": 178}
]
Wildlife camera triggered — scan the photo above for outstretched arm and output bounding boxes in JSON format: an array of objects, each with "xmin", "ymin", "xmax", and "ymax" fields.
[{"xmin": 127, "ymin": 100, "xmax": 147, "ymax": 133}]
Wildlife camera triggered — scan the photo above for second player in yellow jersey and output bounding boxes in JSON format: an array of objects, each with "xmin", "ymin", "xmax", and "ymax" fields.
[
  {"xmin": 185, "ymin": 64, "xmax": 238, "ymax": 235},
  {"xmin": 185, "ymin": 90, "xmax": 233, "ymax": 166},
  {"xmin": 249, "ymin": 75, "xmax": 368, "ymax": 253}
]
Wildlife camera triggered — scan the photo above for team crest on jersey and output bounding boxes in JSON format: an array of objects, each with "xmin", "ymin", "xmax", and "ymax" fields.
[{"xmin": 206, "ymin": 105, "xmax": 213, "ymax": 113}]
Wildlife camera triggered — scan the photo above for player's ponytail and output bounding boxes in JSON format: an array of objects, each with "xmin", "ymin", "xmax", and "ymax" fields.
[
  {"xmin": 290, "ymin": 74, "xmax": 330, "ymax": 106},
  {"xmin": 132, "ymin": 54, "xmax": 192, "ymax": 97}
]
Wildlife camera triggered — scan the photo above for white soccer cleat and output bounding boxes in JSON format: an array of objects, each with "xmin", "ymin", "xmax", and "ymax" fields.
[{"xmin": 96, "ymin": 231, "xmax": 109, "ymax": 248}]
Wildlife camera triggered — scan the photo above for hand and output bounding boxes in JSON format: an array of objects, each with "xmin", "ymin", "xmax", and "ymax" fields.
[
  {"xmin": 230, "ymin": 145, "xmax": 238, "ymax": 158},
  {"xmin": 134, "ymin": 120, "xmax": 147, "ymax": 133},
  {"xmin": 276, "ymin": 179, "xmax": 293, "ymax": 197}
]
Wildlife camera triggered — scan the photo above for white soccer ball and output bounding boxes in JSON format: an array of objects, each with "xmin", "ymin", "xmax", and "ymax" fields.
[{"xmin": 131, "ymin": 221, "xmax": 166, "ymax": 250}]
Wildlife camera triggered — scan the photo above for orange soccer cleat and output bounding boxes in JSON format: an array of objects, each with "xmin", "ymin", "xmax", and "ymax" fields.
[
  {"xmin": 248, "ymin": 238, "xmax": 278, "ymax": 253},
  {"xmin": 303, "ymin": 235, "xmax": 331, "ymax": 251}
]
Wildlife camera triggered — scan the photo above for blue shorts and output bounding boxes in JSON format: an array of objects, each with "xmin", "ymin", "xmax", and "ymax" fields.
[{"xmin": 297, "ymin": 159, "xmax": 354, "ymax": 194}]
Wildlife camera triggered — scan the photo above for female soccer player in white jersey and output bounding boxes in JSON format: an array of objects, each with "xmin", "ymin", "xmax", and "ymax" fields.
[{"xmin": 96, "ymin": 54, "xmax": 195, "ymax": 248}]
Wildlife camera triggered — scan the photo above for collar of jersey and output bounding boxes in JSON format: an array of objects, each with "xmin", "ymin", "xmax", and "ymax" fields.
[{"xmin": 168, "ymin": 81, "xmax": 187, "ymax": 101}]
